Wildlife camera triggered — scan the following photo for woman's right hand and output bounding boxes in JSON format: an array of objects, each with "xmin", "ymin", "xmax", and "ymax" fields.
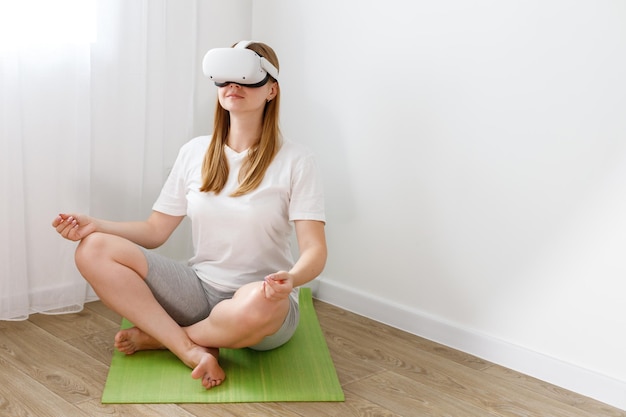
[{"xmin": 52, "ymin": 213, "xmax": 97, "ymax": 241}]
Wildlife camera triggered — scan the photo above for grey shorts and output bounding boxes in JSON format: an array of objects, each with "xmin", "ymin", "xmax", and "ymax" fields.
[{"xmin": 140, "ymin": 248, "xmax": 299, "ymax": 351}]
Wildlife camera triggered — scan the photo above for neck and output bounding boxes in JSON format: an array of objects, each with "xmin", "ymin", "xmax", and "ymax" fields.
[{"xmin": 227, "ymin": 112, "xmax": 263, "ymax": 152}]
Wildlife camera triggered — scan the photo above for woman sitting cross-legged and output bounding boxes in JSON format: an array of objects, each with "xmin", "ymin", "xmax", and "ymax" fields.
[{"xmin": 52, "ymin": 40, "xmax": 326, "ymax": 389}]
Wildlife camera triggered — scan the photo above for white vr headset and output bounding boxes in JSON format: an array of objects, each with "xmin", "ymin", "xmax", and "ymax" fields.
[{"xmin": 202, "ymin": 40, "xmax": 279, "ymax": 87}]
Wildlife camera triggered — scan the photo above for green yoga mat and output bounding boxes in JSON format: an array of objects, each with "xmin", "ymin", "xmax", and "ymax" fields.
[{"xmin": 101, "ymin": 288, "xmax": 344, "ymax": 403}]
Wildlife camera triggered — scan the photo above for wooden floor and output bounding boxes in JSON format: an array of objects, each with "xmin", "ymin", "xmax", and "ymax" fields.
[{"xmin": 0, "ymin": 299, "xmax": 623, "ymax": 417}]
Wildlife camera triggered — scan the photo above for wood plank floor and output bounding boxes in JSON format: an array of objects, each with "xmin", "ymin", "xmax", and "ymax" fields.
[{"xmin": 0, "ymin": 299, "xmax": 623, "ymax": 417}]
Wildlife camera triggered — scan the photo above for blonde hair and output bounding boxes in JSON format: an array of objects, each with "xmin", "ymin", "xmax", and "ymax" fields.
[{"xmin": 200, "ymin": 42, "xmax": 281, "ymax": 197}]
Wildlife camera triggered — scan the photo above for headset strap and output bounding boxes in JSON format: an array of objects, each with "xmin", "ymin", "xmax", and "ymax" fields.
[
  {"xmin": 235, "ymin": 40, "xmax": 255, "ymax": 49},
  {"xmin": 234, "ymin": 40, "xmax": 279, "ymax": 81}
]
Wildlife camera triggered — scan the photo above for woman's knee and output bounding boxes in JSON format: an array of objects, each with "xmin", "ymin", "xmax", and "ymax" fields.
[
  {"xmin": 75, "ymin": 233, "xmax": 147, "ymax": 278},
  {"xmin": 75, "ymin": 232, "xmax": 109, "ymax": 269},
  {"xmin": 233, "ymin": 284, "xmax": 290, "ymax": 330}
]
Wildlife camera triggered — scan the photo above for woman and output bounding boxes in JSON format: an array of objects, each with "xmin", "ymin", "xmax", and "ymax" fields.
[{"xmin": 52, "ymin": 41, "xmax": 326, "ymax": 389}]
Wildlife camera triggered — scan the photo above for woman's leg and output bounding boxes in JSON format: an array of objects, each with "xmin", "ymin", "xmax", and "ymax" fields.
[
  {"xmin": 117, "ymin": 282, "xmax": 292, "ymax": 350},
  {"xmin": 184, "ymin": 281, "xmax": 292, "ymax": 349},
  {"xmin": 74, "ymin": 232, "xmax": 224, "ymax": 388}
]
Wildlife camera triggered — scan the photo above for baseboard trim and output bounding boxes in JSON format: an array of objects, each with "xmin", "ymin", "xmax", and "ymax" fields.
[{"xmin": 314, "ymin": 278, "xmax": 626, "ymax": 411}]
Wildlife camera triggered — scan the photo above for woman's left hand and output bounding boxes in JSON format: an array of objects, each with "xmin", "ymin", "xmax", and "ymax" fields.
[{"xmin": 263, "ymin": 271, "xmax": 293, "ymax": 301}]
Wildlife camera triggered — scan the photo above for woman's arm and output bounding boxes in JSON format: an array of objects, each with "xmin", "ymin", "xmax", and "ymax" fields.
[
  {"xmin": 289, "ymin": 220, "xmax": 327, "ymax": 287},
  {"xmin": 52, "ymin": 210, "xmax": 184, "ymax": 249},
  {"xmin": 264, "ymin": 220, "xmax": 327, "ymax": 299}
]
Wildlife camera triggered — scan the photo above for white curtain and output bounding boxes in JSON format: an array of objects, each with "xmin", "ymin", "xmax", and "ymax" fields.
[
  {"xmin": 1, "ymin": 40, "xmax": 93, "ymax": 319},
  {"xmin": 0, "ymin": 0, "xmax": 250, "ymax": 320}
]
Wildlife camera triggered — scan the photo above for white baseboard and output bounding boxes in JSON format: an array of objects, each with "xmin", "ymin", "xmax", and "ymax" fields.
[{"xmin": 314, "ymin": 278, "xmax": 626, "ymax": 411}]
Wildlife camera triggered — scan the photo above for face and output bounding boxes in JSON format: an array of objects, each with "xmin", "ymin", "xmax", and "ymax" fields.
[{"xmin": 217, "ymin": 81, "xmax": 277, "ymax": 115}]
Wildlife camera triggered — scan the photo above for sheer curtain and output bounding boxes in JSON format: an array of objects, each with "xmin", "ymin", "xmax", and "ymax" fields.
[
  {"xmin": 1, "ymin": 37, "xmax": 92, "ymax": 319},
  {"xmin": 0, "ymin": 0, "xmax": 250, "ymax": 320}
]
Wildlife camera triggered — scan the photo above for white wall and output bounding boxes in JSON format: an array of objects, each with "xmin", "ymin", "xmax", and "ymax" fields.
[{"xmin": 252, "ymin": 0, "xmax": 626, "ymax": 409}]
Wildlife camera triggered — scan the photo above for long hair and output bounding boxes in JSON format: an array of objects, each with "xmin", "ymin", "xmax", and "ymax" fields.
[{"xmin": 199, "ymin": 42, "xmax": 281, "ymax": 197}]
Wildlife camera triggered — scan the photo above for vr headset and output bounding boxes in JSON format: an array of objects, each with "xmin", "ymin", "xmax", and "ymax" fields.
[{"xmin": 202, "ymin": 40, "xmax": 279, "ymax": 88}]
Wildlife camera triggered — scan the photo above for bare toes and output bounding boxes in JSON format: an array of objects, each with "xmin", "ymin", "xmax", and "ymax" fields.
[
  {"xmin": 113, "ymin": 327, "xmax": 164, "ymax": 355},
  {"xmin": 190, "ymin": 349, "xmax": 226, "ymax": 389},
  {"xmin": 114, "ymin": 329, "xmax": 137, "ymax": 354},
  {"xmin": 202, "ymin": 375, "xmax": 223, "ymax": 389}
]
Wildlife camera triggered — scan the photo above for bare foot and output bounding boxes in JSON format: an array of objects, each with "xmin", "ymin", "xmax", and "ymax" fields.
[
  {"xmin": 115, "ymin": 327, "xmax": 226, "ymax": 389},
  {"xmin": 114, "ymin": 327, "xmax": 165, "ymax": 355},
  {"xmin": 189, "ymin": 347, "xmax": 225, "ymax": 389}
]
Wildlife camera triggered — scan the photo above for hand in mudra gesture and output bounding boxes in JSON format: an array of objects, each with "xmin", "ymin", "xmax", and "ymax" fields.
[
  {"xmin": 263, "ymin": 271, "xmax": 294, "ymax": 301},
  {"xmin": 52, "ymin": 213, "xmax": 96, "ymax": 241}
]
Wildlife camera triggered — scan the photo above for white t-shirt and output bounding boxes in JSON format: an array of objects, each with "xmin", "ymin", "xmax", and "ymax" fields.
[{"xmin": 153, "ymin": 135, "xmax": 325, "ymax": 292}]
